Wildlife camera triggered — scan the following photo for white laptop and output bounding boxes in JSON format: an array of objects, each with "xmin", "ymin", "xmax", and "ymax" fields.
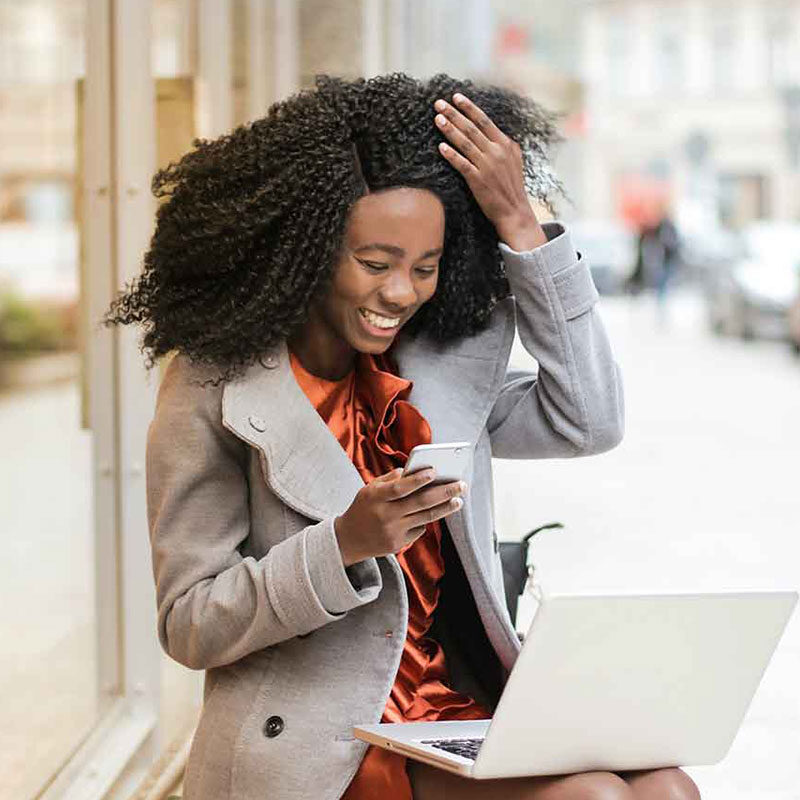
[{"xmin": 354, "ymin": 591, "xmax": 797, "ymax": 779}]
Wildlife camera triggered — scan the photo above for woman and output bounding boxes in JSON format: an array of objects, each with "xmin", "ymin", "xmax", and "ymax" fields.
[{"xmin": 108, "ymin": 73, "xmax": 700, "ymax": 799}]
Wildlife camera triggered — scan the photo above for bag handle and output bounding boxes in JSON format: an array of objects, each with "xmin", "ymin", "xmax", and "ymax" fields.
[
  {"xmin": 500, "ymin": 522, "xmax": 564, "ymax": 630},
  {"xmin": 521, "ymin": 521, "xmax": 564, "ymax": 547}
]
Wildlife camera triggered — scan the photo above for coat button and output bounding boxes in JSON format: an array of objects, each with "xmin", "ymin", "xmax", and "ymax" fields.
[
  {"xmin": 248, "ymin": 414, "xmax": 267, "ymax": 432},
  {"xmin": 384, "ymin": 630, "xmax": 394, "ymax": 638},
  {"xmin": 261, "ymin": 354, "xmax": 279, "ymax": 369},
  {"xmin": 263, "ymin": 715, "xmax": 284, "ymax": 738}
]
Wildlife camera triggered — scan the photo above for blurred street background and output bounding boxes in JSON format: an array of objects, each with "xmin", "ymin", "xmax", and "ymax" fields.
[
  {"xmin": 499, "ymin": 289, "xmax": 800, "ymax": 800},
  {"xmin": 1, "ymin": 1, "xmax": 799, "ymax": 798}
]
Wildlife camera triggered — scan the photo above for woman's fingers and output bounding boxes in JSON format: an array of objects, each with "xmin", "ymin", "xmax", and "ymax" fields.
[
  {"xmin": 433, "ymin": 94, "xmax": 498, "ymax": 210},
  {"xmin": 433, "ymin": 92, "xmax": 534, "ymax": 235},
  {"xmin": 397, "ymin": 480, "xmax": 465, "ymax": 517},
  {"xmin": 434, "ymin": 94, "xmax": 504, "ymax": 156},
  {"xmin": 374, "ymin": 467, "xmax": 404, "ymax": 483},
  {"xmin": 437, "ymin": 141, "xmax": 480, "ymax": 180},
  {"xmin": 435, "ymin": 109, "xmax": 485, "ymax": 164},
  {"xmin": 403, "ymin": 495, "xmax": 463, "ymax": 531},
  {"xmin": 451, "ymin": 92, "xmax": 506, "ymax": 143},
  {"xmin": 375, "ymin": 468, "xmax": 436, "ymax": 500},
  {"xmin": 402, "ymin": 525, "xmax": 429, "ymax": 549}
]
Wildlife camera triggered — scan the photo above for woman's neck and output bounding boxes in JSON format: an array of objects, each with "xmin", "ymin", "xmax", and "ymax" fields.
[{"xmin": 288, "ymin": 319, "xmax": 356, "ymax": 381}]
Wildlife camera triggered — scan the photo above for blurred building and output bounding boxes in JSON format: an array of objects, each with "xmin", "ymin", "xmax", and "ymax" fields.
[
  {"xmin": 579, "ymin": 0, "xmax": 800, "ymax": 233},
  {"xmin": 486, "ymin": 0, "xmax": 587, "ymax": 219}
]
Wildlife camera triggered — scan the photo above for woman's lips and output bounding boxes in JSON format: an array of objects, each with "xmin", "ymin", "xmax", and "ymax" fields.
[{"xmin": 357, "ymin": 308, "xmax": 402, "ymax": 338}]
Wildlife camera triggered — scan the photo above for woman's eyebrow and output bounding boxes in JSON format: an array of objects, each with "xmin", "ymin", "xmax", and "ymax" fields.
[{"xmin": 354, "ymin": 243, "xmax": 443, "ymax": 259}]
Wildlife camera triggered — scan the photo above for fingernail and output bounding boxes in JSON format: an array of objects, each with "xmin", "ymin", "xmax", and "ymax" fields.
[
  {"xmin": 434, "ymin": 99, "xmax": 446, "ymax": 111},
  {"xmin": 453, "ymin": 497, "xmax": 463, "ymax": 509},
  {"xmin": 458, "ymin": 481, "xmax": 467, "ymax": 493},
  {"xmin": 425, "ymin": 470, "xmax": 436, "ymax": 481},
  {"xmin": 453, "ymin": 93, "xmax": 465, "ymax": 104}
]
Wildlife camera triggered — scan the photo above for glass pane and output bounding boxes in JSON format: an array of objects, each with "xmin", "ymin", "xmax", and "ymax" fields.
[{"xmin": 0, "ymin": 2, "xmax": 97, "ymax": 797}]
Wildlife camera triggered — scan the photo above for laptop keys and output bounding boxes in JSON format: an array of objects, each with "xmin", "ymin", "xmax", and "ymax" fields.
[{"xmin": 419, "ymin": 737, "xmax": 484, "ymax": 761}]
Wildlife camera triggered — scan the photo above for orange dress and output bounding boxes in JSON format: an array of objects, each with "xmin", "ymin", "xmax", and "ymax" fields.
[{"xmin": 289, "ymin": 348, "xmax": 491, "ymax": 799}]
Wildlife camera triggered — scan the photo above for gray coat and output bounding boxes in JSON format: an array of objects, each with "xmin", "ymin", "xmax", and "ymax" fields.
[{"xmin": 146, "ymin": 222, "xmax": 625, "ymax": 799}]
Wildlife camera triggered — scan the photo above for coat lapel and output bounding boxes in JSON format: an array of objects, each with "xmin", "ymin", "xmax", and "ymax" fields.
[
  {"xmin": 221, "ymin": 297, "xmax": 516, "ymax": 523},
  {"xmin": 222, "ymin": 339, "xmax": 364, "ymax": 521},
  {"xmin": 395, "ymin": 298, "xmax": 520, "ymax": 668},
  {"xmin": 393, "ymin": 297, "xmax": 515, "ymax": 445}
]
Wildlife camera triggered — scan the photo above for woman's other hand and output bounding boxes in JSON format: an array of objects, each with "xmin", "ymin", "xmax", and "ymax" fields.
[
  {"xmin": 433, "ymin": 92, "xmax": 547, "ymax": 251},
  {"xmin": 334, "ymin": 468, "xmax": 466, "ymax": 566}
]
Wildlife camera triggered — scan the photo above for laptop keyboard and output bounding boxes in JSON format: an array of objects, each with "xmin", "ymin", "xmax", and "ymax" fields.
[{"xmin": 419, "ymin": 737, "xmax": 484, "ymax": 761}]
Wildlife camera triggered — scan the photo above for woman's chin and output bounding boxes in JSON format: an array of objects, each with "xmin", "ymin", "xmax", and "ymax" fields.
[{"xmin": 353, "ymin": 337, "xmax": 395, "ymax": 354}]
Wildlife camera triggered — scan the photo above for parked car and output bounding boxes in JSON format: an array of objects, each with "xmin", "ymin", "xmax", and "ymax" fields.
[
  {"xmin": 568, "ymin": 220, "xmax": 637, "ymax": 295},
  {"xmin": 704, "ymin": 221, "xmax": 800, "ymax": 341},
  {"xmin": 680, "ymin": 226, "xmax": 742, "ymax": 284}
]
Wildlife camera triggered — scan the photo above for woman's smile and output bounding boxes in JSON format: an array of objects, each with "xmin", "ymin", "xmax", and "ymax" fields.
[{"xmin": 358, "ymin": 307, "xmax": 403, "ymax": 337}]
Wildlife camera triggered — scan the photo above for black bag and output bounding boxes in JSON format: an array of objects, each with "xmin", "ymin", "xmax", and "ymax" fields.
[{"xmin": 499, "ymin": 522, "xmax": 563, "ymax": 624}]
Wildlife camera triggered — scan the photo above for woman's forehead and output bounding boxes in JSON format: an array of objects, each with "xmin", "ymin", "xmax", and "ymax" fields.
[{"xmin": 346, "ymin": 188, "xmax": 444, "ymax": 251}]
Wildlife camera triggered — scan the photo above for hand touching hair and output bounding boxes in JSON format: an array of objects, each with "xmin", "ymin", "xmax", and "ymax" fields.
[{"xmin": 105, "ymin": 72, "xmax": 562, "ymax": 381}]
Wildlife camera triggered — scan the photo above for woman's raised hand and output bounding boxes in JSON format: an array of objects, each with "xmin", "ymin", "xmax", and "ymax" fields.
[
  {"xmin": 433, "ymin": 92, "xmax": 547, "ymax": 252},
  {"xmin": 334, "ymin": 468, "xmax": 466, "ymax": 567}
]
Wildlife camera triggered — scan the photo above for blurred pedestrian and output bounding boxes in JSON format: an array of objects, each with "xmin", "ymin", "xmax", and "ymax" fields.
[
  {"xmin": 654, "ymin": 213, "xmax": 680, "ymax": 314},
  {"xmin": 628, "ymin": 211, "xmax": 681, "ymax": 323}
]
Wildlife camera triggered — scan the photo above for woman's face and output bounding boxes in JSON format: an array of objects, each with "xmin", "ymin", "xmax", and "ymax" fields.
[{"xmin": 296, "ymin": 187, "xmax": 445, "ymax": 377}]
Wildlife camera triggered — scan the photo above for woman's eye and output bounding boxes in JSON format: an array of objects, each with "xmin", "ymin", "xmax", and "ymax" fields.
[
  {"xmin": 357, "ymin": 258, "xmax": 437, "ymax": 276},
  {"xmin": 359, "ymin": 260, "xmax": 389, "ymax": 272}
]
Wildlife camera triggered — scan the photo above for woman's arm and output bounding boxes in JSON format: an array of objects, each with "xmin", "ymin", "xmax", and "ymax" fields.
[
  {"xmin": 146, "ymin": 356, "xmax": 381, "ymax": 671},
  {"xmin": 430, "ymin": 94, "xmax": 623, "ymax": 459},
  {"xmin": 486, "ymin": 222, "xmax": 625, "ymax": 458}
]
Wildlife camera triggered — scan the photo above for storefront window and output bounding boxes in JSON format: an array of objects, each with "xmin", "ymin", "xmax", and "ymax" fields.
[{"xmin": 0, "ymin": 2, "xmax": 98, "ymax": 797}]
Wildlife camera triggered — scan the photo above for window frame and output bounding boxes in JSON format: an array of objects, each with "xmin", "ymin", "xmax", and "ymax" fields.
[{"xmin": 39, "ymin": 1, "xmax": 161, "ymax": 796}]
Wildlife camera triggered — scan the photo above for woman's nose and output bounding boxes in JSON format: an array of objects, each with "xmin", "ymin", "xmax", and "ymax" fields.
[{"xmin": 379, "ymin": 270, "xmax": 417, "ymax": 309}]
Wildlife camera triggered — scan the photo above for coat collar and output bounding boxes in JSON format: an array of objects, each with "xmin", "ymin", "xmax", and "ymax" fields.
[{"xmin": 221, "ymin": 297, "xmax": 516, "ymax": 521}]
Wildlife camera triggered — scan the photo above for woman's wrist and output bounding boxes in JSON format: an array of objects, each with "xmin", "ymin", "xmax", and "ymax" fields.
[
  {"xmin": 334, "ymin": 514, "xmax": 356, "ymax": 568},
  {"xmin": 495, "ymin": 210, "xmax": 548, "ymax": 251}
]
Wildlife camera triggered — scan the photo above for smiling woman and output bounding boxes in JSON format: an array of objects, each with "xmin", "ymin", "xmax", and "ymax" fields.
[{"xmin": 100, "ymin": 73, "xmax": 670, "ymax": 800}]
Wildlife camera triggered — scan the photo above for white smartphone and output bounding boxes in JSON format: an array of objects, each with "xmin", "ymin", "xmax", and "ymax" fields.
[{"xmin": 402, "ymin": 441, "xmax": 473, "ymax": 485}]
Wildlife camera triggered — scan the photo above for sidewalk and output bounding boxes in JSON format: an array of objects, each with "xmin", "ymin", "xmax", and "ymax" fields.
[{"xmin": 497, "ymin": 289, "xmax": 800, "ymax": 800}]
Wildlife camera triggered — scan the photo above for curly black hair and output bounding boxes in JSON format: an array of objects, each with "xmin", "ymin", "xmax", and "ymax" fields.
[{"xmin": 105, "ymin": 72, "xmax": 563, "ymax": 380}]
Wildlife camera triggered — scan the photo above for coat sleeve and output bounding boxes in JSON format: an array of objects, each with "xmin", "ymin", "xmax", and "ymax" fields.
[
  {"xmin": 486, "ymin": 221, "xmax": 625, "ymax": 458},
  {"xmin": 146, "ymin": 355, "xmax": 381, "ymax": 671}
]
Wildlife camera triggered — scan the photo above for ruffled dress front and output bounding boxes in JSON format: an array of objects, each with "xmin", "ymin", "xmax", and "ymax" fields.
[{"xmin": 289, "ymin": 348, "xmax": 491, "ymax": 799}]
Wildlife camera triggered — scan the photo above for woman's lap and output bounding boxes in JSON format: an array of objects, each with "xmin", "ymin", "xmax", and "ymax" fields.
[
  {"xmin": 407, "ymin": 761, "xmax": 700, "ymax": 800},
  {"xmin": 407, "ymin": 761, "xmax": 631, "ymax": 800}
]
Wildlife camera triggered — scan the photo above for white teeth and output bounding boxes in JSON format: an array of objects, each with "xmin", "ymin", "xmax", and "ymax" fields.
[{"xmin": 360, "ymin": 308, "xmax": 400, "ymax": 329}]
